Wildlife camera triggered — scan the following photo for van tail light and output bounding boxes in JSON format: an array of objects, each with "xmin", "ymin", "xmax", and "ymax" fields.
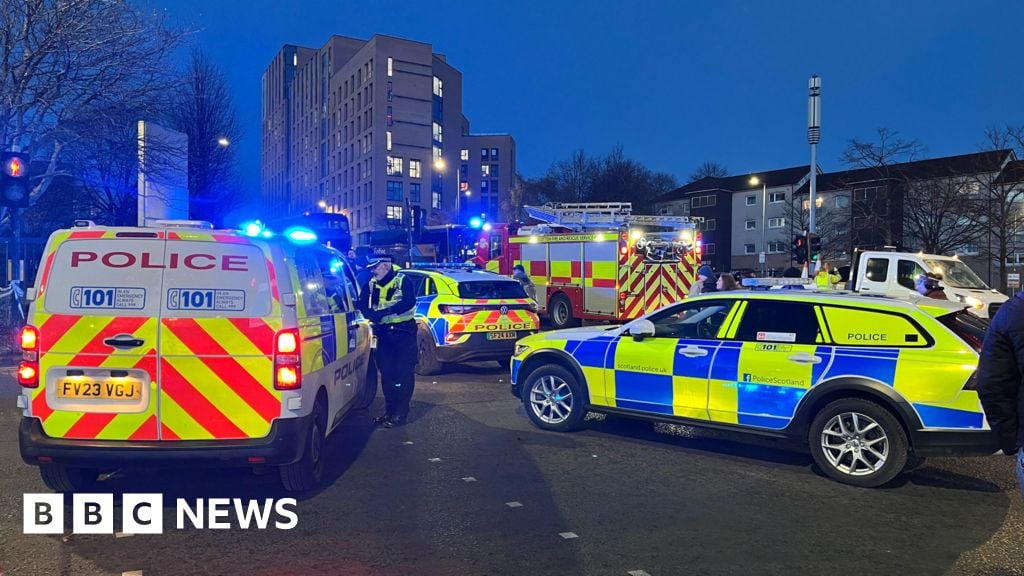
[
  {"xmin": 619, "ymin": 291, "xmax": 628, "ymax": 303},
  {"xmin": 274, "ymin": 329, "xmax": 301, "ymax": 390},
  {"xmin": 19, "ymin": 325, "xmax": 39, "ymax": 388}
]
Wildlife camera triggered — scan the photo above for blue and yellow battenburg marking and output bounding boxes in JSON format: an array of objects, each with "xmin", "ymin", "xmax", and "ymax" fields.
[{"xmin": 513, "ymin": 297, "xmax": 986, "ymax": 433}]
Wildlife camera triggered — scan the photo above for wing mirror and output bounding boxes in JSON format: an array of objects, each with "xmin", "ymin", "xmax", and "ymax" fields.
[{"xmin": 627, "ymin": 319, "xmax": 656, "ymax": 342}]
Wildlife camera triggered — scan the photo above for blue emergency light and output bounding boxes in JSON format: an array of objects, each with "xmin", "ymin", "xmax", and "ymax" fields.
[
  {"xmin": 469, "ymin": 217, "xmax": 483, "ymax": 229},
  {"xmin": 241, "ymin": 220, "xmax": 264, "ymax": 237},
  {"xmin": 284, "ymin": 227, "xmax": 318, "ymax": 244}
]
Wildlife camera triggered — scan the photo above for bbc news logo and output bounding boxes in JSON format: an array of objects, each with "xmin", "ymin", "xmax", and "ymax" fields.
[{"xmin": 23, "ymin": 494, "xmax": 298, "ymax": 534}]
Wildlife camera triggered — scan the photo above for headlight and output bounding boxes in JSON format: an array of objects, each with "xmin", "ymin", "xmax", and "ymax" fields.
[
  {"xmin": 965, "ymin": 296, "xmax": 984, "ymax": 309},
  {"xmin": 514, "ymin": 344, "xmax": 531, "ymax": 356}
]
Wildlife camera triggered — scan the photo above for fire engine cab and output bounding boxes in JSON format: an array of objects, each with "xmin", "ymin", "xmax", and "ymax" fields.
[{"xmin": 476, "ymin": 203, "xmax": 703, "ymax": 329}]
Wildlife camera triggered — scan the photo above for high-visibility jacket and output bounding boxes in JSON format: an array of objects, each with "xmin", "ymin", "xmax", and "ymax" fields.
[
  {"xmin": 368, "ymin": 272, "xmax": 415, "ymax": 324},
  {"xmin": 816, "ymin": 273, "xmax": 832, "ymax": 290}
]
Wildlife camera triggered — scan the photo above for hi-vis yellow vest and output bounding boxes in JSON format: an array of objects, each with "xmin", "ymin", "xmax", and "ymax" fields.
[{"xmin": 370, "ymin": 273, "xmax": 414, "ymax": 323}]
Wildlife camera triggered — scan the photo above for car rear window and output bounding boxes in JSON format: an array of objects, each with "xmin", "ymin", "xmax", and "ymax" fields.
[
  {"xmin": 457, "ymin": 280, "xmax": 527, "ymax": 299},
  {"xmin": 937, "ymin": 310, "xmax": 989, "ymax": 352}
]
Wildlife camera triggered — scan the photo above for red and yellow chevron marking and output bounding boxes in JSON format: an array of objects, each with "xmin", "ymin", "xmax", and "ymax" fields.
[
  {"xmin": 159, "ymin": 317, "xmax": 281, "ymax": 440},
  {"xmin": 447, "ymin": 307, "xmax": 540, "ymax": 334},
  {"xmin": 33, "ymin": 314, "xmax": 161, "ymax": 440}
]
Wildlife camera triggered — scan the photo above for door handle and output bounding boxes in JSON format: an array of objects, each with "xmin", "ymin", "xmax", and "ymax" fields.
[
  {"xmin": 678, "ymin": 346, "xmax": 708, "ymax": 358},
  {"xmin": 787, "ymin": 353, "xmax": 822, "ymax": 365},
  {"xmin": 104, "ymin": 334, "xmax": 145, "ymax": 349}
]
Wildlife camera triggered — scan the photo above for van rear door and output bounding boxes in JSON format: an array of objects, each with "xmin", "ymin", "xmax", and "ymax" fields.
[
  {"xmin": 157, "ymin": 233, "xmax": 281, "ymax": 441},
  {"xmin": 31, "ymin": 231, "xmax": 165, "ymax": 441}
]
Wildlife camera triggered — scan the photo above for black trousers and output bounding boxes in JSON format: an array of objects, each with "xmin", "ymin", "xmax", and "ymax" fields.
[{"xmin": 375, "ymin": 320, "xmax": 417, "ymax": 420}]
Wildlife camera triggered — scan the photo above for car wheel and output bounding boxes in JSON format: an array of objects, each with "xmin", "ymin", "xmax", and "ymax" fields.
[
  {"xmin": 809, "ymin": 398, "xmax": 908, "ymax": 488},
  {"xmin": 522, "ymin": 364, "xmax": 586, "ymax": 432},
  {"xmin": 353, "ymin": 352, "xmax": 378, "ymax": 410},
  {"xmin": 548, "ymin": 294, "xmax": 579, "ymax": 330},
  {"xmin": 39, "ymin": 465, "xmax": 98, "ymax": 493},
  {"xmin": 280, "ymin": 395, "xmax": 327, "ymax": 492},
  {"xmin": 415, "ymin": 326, "xmax": 444, "ymax": 376}
]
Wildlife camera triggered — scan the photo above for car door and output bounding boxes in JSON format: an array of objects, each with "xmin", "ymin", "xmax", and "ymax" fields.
[
  {"xmin": 857, "ymin": 256, "xmax": 894, "ymax": 296},
  {"xmin": 708, "ymin": 299, "xmax": 828, "ymax": 429},
  {"xmin": 609, "ymin": 299, "xmax": 735, "ymax": 419}
]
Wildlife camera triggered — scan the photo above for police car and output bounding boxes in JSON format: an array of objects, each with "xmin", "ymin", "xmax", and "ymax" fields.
[
  {"xmin": 17, "ymin": 220, "xmax": 375, "ymax": 493},
  {"xmin": 510, "ymin": 290, "xmax": 999, "ymax": 487},
  {"xmin": 401, "ymin": 264, "xmax": 540, "ymax": 374}
]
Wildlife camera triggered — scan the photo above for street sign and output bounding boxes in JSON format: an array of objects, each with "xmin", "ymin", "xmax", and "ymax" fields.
[
  {"xmin": 758, "ymin": 252, "xmax": 766, "ymax": 264},
  {"xmin": 1008, "ymin": 273, "xmax": 1020, "ymax": 288}
]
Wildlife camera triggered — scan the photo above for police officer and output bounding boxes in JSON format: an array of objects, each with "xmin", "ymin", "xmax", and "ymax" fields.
[{"xmin": 358, "ymin": 255, "xmax": 417, "ymax": 428}]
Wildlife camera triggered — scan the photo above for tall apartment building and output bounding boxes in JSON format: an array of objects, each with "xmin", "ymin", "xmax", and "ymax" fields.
[{"xmin": 261, "ymin": 34, "xmax": 517, "ymax": 245}]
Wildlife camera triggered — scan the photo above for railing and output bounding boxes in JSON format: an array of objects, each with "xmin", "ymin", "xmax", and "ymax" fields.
[{"xmin": 0, "ymin": 281, "xmax": 26, "ymax": 357}]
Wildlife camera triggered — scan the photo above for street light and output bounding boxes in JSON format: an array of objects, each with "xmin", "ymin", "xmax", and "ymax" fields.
[
  {"xmin": 317, "ymin": 199, "xmax": 327, "ymax": 209},
  {"xmin": 750, "ymin": 176, "xmax": 767, "ymax": 276},
  {"xmin": 217, "ymin": 137, "xmax": 230, "ymax": 147}
]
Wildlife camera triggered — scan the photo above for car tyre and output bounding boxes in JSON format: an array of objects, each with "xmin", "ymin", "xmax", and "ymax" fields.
[
  {"xmin": 809, "ymin": 398, "xmax": 908, "ymax": 488},
  {"xmin": 548, "ymin": 294, "xmax": 580, "ymax": 330},
  {"xmin": 280, "ymin": 395, "xmax": 327, "ymax": 492},
  {"xmin": 415, "ymin": 325, "xmax": 444, "ymax": 376},
  {"xmin": 522, "ymin": 364, "xmax": 586, "ymax": 432},
  {"xmin": 39, "ymin": 465, "xmax": 98, "ymax": 493},
  {"xmin": 353, "ymin": 352, "xmax": 378, "ymax": 410}
]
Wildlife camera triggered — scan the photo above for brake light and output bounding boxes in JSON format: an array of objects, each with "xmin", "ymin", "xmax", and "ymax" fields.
[
  {"xmin": 619, "ymin": 291, "xmax": 628, "ymax": 302},
  {"xmin": 21, "ymin": 326, "xmax": 38, "ymax": 351},
  {"xmin": 19, "ymin": 325, "xmax": 39, "ymax": 388},
  {"xmin": 274, "ymin": 329, "xmax": 301, "ymax": 390}
]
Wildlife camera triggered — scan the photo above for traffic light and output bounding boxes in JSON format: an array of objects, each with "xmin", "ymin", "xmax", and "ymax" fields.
[
  {"xmin": 808, "ymin": 233, "xmax": 822, "ymax": 261},
  {"xmin": 1, "ymin": 151, "xmax": 30, "ymax": 208},
  {"xmin": 792, "ymin": 234, "xmax": 807, "ymax": 265}
]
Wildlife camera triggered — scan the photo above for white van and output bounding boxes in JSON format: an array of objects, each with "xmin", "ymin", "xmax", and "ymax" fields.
[
  {"xmin": 17, "ymin": 221, "xmax": 375, "ymax": 492},
  {"xmin": 848, "ymin": 249, "xmax": 1007, "ymax": 318}
]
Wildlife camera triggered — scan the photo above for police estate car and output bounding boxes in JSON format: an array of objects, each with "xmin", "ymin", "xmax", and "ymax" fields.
[
  {"xmin": 510, "ymin": 291, "xmax": 999, "ymax": 487},
  {"xmin": 401, "ymin": 265, "xmax": 540, "ymax": 375},
  {"xmin": 18, "ymin": 221, "xmax": 375, "ymax": 493}
]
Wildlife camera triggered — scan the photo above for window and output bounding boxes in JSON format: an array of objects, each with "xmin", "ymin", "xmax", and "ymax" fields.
[
  {"xmin": 491, "ymin": 179, "xmax": 499, "ymax": 194},
  {"xmin": 745, "ymin": 219, "xmax": 756, "ymax": 230},
  {"xmin": 802, "ymin": 197, "xmax": 824, "ymax": 210},
  {"xmin": 403, "ymin": 272, "xmax": 427, "ymax": 296},
  {"xmin": 897, "ymin": 259, "xmax": 928, "ymax": 290},
  {"xmin": 703, "ymin": 243, "xmax": 716, "ymax": 255},
  {"xmin": 432, "ymin": 191, "xmax": 441, "ymax": 209},
  {"xmin": 386, "ymin": 181, "xmax": 403, "ymax": 201},
  {"xmin": 768, "ymin": 241, "xmax": 786, "ymax": 253},
  {"xmin": 735, "ymin": 301, "xmax": 821, "ymax": 345},
  {"xmin": 768, "ymin": 217, "xmax": 785, "ymax": 228},
  {"xmin": 432, "ymin": 122, "xmax": 443, "ymax": 143},
  {"xmin": 460, "ymin": 149, "xmax": 469, "ymax": 161},
  {"xmin": 491, "ymin": 148, "xmax": 499, "ymax": 160},
  {"xmin": 386, "ymin": 131, "xmax": 392, "ymax": 151},
  {"xmin": 769, "ymin": 192, "xmax": 786, "ymax": 203},
  {"xmin": 746, "ymin": 195, "xmax": 756, "ymax": 206},
  {"xmin": 386, "ymin": 205, "xmax": 403, "ymax": 223},
  {"xmin": 690, "ymin": 194, "xmax": 717, "ymax": 209},
  {"xmin": 409, "ymin": 159, "xmax": 421, "ymax": 178},
  {"xmin": 702, "ymin": 218, "xmax": 716, "ymax": 231},
  {"xmin": 433, "ymin": 145, "xmax": 441, "ymax": 161},
  {"xmin": 481, "ymin": 165, "xmax": 491, "ymax": 178},
  {"xmin": 294, "ymin": 249, "xmax": 331, "ymax": 317},
  {"xmin": 460, "ymin": 164, "xmax": 468, "ymax": 180},
  {"xmin": 490, "ymin": 164, "xmax": 499, "ymax": 178},
  {"xmin": 433, "ymin": 76, "xmax": 443, "ymax": 97},
  {"xmin": 822, "ymin": 307, "xmax": 929, "ymax": 348},
  {"xmin": 386, "ymin": 156, "xmax": 403, "ymax": 176},
  {"xmin": 865, "ymin": 258, "xmax": 889, "ymax": 282},
  {"xmin": 835, "ymin": 195, "xmax": 850, "ymax": 208},
  {"xmin": 647, "ymin": 300, "xmax": 736, "ymax": 339},
  {"xmin": 744, "ymin": 244, "xmax": 756, "ymax": 254},
  {"xmin": 480, "ymin": 180, "xmax": 489, "ymax": 192},
  {"xmin": 481, "ymin": 148, "xmax": 489, "ymax": 161},
  {"xmin": 386, "ymin": 106, "xmax": 393, "ymax": 126},
  {"xmin": 387, "ymin": 81, "xmax": 393, "ymax": 102},
  {"xmin": 387, "ymin": 57, "xmax": 393, "ymax": 77},
  {"xmin": 410, "ymin": 183, "xmax": 421, "ymax": 203},
  {"xmin": 961, "ymin": 244, "xmax": 980, "ymax": 256}
]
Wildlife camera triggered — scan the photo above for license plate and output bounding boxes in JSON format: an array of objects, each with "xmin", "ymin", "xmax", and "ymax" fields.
[
  {"xmin": 56, "ymin": 380, "xmax": 141, "ymax": 400},
  {"xmin": 487, "ymin": 331, "xmax": 517, "ymax": 341}
]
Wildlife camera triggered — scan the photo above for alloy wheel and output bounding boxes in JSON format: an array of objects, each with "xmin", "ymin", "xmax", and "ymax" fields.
[
  {"xmin": 529, "ymin": 375, "xmax": 573, "ymax": 424},
  {"xmin": 820, "ymin": 412, "xmax": 889, "ymax": 476}
]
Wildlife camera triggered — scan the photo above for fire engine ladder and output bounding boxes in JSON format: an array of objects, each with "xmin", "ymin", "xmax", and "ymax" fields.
[{"xmin": 523, "ymin": 203, "xmax": 701, "ymax": 231}]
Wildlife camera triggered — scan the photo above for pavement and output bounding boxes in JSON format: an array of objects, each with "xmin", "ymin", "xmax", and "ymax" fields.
[{"xmin": 0, "ymin": 363, "xmax": 1021, "ymax": 576}]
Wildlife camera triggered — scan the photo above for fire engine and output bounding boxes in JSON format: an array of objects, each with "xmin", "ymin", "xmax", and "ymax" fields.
[{"xmin": 475, "ymin": 203, "xmax": 703, "ymax": 329}]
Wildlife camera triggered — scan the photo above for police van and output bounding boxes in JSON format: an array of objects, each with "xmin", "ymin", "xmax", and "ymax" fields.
[{"xmin": 17, "ymin": 220, "xmax": 375, "ymax": 492}]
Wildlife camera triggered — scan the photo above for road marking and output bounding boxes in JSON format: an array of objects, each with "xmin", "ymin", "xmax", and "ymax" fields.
[
  {"xmin": 462, "ymin": 477, "xmax": 477, "ymax": 483},
  {"xmin": 402, "ymin": 441, "xmax": 414, "ymax": 445},
  {"xmin": 122, "ymin": 571, "xmax": 144, "ymax": 576},
  {"xmin": 628, "ymin": 571, "xmax": 652, "ymax": 576},
  {"xmin": 428, "ymin": 457, "xmax": 442, "ymax": 462},
  {"xmin": 114, "ymin": 532, "xmax": 133, "ymax": 539},
  {"xmin": 559, "ymin": 532, "xmax": 578, "ymax": 539},
  {"xmin": 505, "ymin": 501, "xmax": 523, "ymax": 508}
]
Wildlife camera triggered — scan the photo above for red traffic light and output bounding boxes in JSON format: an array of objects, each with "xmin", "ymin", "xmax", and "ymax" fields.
[{"xmin": 4, "ymin": 156, "xmax": 24, "ymax": 178}]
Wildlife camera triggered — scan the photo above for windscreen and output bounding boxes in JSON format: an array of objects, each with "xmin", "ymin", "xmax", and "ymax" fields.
[
  {"xmin": 925, "ymin": 259, "xmax": 988, "ymax": 290},
  {"xmin": 458, "ymin": 280, "xmax": 527, "ymax": 299}
]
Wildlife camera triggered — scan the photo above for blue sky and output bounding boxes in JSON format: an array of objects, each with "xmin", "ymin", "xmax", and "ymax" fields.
[{"xmin": 149, "ymin": 0, "xmax": 1024, "ymax": 190}]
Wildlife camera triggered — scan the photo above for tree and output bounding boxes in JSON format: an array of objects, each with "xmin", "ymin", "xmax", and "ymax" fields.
[
  {"xmin": 901, "ymin": 176, "xmax": 981, "ymax": 255},
  {"xmin": 973, "ymin": 126, "xmax": 1024, "ymax": 290},
  {"xmin": 688, "ymin": 161, "xmax": 728, "ymax": 182},
  {"xmin": 553, "ymin": 149, "xmax": 597, "ymax": 202},
  {"xmin": 167, "ymin": 49, "xmax": 243, "ymax": 226},
  {"xmin": 0, "ymin": 0, "xmax": 183, "ymax": 200},
  {"xmin": 784, "ymin": 191, "xmax": 851, "ymax": 265},
  {"xmin": 840, "ymin": 128, "xmax": 925, "ymax": 170}
]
